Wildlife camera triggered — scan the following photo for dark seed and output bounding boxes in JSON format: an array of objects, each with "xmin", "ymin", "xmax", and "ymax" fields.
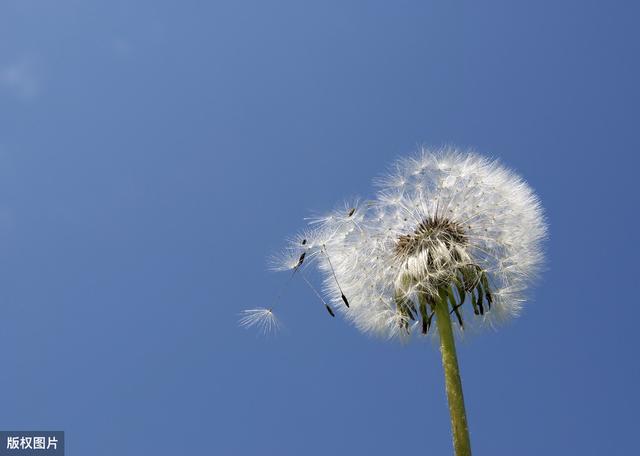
[
  {"xmin": 296, "ymin": 252, "xmax": 306, "ymax": 268},
  {"xmin": 325, "ymin": 305, "xmax": 335, "ymax": 317},
  {"xmin": 341, "ymin": 293, "xmax": 350, "ymax": 308}
]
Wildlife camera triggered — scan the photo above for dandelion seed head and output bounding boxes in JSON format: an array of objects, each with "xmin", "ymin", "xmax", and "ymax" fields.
[
  {"xmin": 239, "ymin": 308, "xmax": 280, "ymax": 335},
  {"xmin": 265, "ymin": 146, "xmax": 546, "ymax": 339}
]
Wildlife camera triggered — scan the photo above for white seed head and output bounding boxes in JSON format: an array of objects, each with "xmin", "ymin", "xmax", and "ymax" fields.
[
  {"xmin": 239, "ymin": 308, "xmax": 281, "ymax": 335},
  {"xmin": 274, "ymin": 147, "xmax": 546, "ymax": 339}
]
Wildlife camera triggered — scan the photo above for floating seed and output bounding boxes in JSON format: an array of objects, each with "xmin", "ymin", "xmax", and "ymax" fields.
[{"xmin": 296, "ymin": 252, "xmax": 306, "ymax": 268}]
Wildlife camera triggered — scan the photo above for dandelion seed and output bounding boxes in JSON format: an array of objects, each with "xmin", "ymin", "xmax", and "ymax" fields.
[
  {"xmin": 300, "ymin": 273, "xmax": 336, "ymax": 318},
  {"xmin": 238, "ymin": 308, "xmax": 280, "ymax": 335},
  {"xmin": 321, "ymin": 245, "xmax": 349, "ymax": 308},
  {"xmin": 296, "ymin": 252, "xmax": 306, "ymax": 269}
]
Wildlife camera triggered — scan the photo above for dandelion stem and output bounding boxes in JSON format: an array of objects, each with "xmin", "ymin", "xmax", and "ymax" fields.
[{"xmin": 434, "ymin": 292, "xmax": 472, "ymax": 456}]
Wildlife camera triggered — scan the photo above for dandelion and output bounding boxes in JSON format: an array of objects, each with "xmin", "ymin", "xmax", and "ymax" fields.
[
  {"xmin": 247, "ymin": 146, "xmax": 546, "ymax": 455},
  {"xmin": 238, "ymin": 308, "xmax": 280, "ymax": 335}
]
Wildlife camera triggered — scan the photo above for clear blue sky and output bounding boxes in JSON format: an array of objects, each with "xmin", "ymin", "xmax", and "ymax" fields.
[{"xmin": 1, "ymin": 1, "xmax": 638, "ymax": 455}]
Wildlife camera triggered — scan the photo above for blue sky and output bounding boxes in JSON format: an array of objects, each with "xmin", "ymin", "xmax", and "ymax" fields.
[{"xmin": 0, "ymin": 1, "xmax": 638, "ymax": 455}]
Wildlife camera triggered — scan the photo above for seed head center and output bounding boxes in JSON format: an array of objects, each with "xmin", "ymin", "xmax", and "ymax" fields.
[{"xmin": 395, "ymin": 217, "xmax": 467, "ymax": 259}]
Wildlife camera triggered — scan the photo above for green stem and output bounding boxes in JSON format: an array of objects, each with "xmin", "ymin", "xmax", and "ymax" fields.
[{"xmin": 434, "ymin": 293, "xmax": 472, "ymax": 456}]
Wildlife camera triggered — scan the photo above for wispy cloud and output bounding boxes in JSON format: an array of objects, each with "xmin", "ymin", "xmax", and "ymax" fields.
[{"xmin": 0, "ymin": 57, "xmax": 41, "ymax": 100}]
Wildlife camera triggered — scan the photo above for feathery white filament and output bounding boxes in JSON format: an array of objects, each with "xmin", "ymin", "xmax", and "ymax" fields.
[{"xmin": 239, "ymin": 308, "xmax": 280, "ymax": 335}]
